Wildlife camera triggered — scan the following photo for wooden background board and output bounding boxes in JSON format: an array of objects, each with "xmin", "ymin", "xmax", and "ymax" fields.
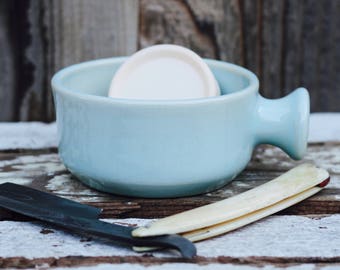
[
  {"xmin": 0, "ymin": 0, "xmax": 139, "ymax": 121},
  {"xmin": 0, "ymin": 0, "xmax": 339, "ymax": 122}
]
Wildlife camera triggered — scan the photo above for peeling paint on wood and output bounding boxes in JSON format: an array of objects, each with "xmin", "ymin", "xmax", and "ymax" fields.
[{"xmin": 0, "ymin": 215, "xmax": 339, "ymax": 259}]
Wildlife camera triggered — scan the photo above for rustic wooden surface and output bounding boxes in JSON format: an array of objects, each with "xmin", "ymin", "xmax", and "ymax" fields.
[
  {"xmin": 0, "ymin": 143, "xmax": 339, "ymax": 220},
  {"xmin": 0, "ymin": 0, "xmax": 339, "ymax": 121},
  {"xmin": 0, "ymin": 118, "xmax": 340, "ymax": 269},
  {"xmin": 0, "ymin": 216, "xmax": 339, "ymax": 269},
  {"xmin": 0, "ymin": 143, "xmax": 339, "ymax": 269}
]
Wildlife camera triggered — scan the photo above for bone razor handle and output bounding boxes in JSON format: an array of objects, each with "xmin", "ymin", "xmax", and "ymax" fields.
[
  {"xmin": 133, "ymin": 164, "xmax": 329, "ymax": 238},
  {"xmin": 133, "ymin": 183, "xmax": 326, "ymax": 254}
]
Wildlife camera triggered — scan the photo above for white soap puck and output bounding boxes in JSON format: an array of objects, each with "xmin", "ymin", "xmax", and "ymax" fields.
[{"xmin": 108, "ymin": 44, "xmax": 220, "ymax": 100}]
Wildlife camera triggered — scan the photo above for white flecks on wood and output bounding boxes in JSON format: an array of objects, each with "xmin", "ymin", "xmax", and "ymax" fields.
[
  {"xmin": 0, "ymin": 215, "xmax": 339, "ymax": 259},
  {"xmin": 305, "ymin": 149, "xmax": 340, "ymax": 174},
  {"xmin": 0, "ymin": 153, "xmax": 58, "ymax": 167},
  {"xmin": 11, "ymin": 162, "xmax": 65, "ymax": 173},
  {"xmin": 0, "ymin": 153, "xmax": 65, "ymax": 186},
  {"xmin": 0, "ymin": 152, "xmax": 107, "ymax": 201},
  {"xmin": 46, "ymin": 174, "xmax": 101, "ymax": 197},
  {"xmin": 0, "ymin": 122, "xmax": 58, "ymax": 150},
  {"xmin": 0, "ymin": 154, "xmax": 65, "ymax": 174},
  {"xmin": 249, "ymin": 143, "xmax": 340, "ymax": 175},
  {"xmin": 0, "ymin": 171, "xmax": 33, "ymax": 185}
]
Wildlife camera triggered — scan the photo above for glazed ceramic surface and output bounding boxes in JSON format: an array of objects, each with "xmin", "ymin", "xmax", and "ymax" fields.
[{"xmin": 51, "ymin": 57, "xmax": 309, "ymax": 198}]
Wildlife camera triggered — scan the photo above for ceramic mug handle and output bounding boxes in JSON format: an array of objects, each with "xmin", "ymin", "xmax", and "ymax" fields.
[{"xmin": 254, "ymin": 88, "xmax": 310, "ymax": 160}]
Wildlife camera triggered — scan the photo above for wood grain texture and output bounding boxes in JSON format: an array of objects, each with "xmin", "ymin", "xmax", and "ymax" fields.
[
  {"xmin": 0, "ymin": 1, "xmax": 15, "ymax": 121},
  {"xmin": 317, "ymin": 0, "xmax": 339, "ymax": 112},
  {"xmin": 0, "ymin": 143, "xmax": 339, "ymax": 220},
  {"xmin": 241, "ymin": 0, "xmax": 260, "ymax": 75},
  {"xmin": 139, "ymin": 0, "xmax": 340, "ymax": 110},
  {"xmin": 281, "ymin": 0, "xmax": 303, "ymax": 96},
  {"xmin": 0, "ymin": 0, "xmax": 139, "ymax": 122},
  {"xmin": 0, "ymin": 0, "xmax": 339, "ymax": 118},
  {"xmin": 301, "ymin": 0, "xmax": 322, "ymax": 112},
  {"xmin": 139, "ymin": 0, "xmax": 217, "ymax": 58},
  {"xmin": 260, "ymin": 0, "xmax": 285, "ymax": 98},
  {"xmin": 139, "ymin": 0, "xmax": 243, "ymax": 62}
]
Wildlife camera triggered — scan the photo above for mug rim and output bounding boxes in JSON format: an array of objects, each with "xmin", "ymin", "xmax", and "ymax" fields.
[{"xmin": 51, "ymin": 57, "xmax": 259, "ymax": 106}]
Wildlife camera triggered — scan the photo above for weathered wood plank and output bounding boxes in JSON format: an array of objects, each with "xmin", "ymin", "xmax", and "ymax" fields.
[
  {"xmin": 18, "ymin": 0, "xmax": 47, "ymax": 121},
  {"xmin": 300, "ymin": 0, "xmax": 321, "ymax": 112},
  {"xmin": 139, "ymin": 0, "xmax": 217, "ymax": 58},
  {"xmin": 1, "ymin": 0, "xmax": 340, "ymax": 121},
  {"xmin": 0, "ymin": 143, "xmax": 339, "ymax": 219},
  {"xmin": 48, "ymin": 0, "xmax": 139, "ymax": 69},
  {"xmin": 0, "ymin": 1, "xmax": 16, "ymax": 121},
  {"xmin": 203, "ymin": 0, "xmax": 243, "ymax": 64},
  {"xmin": 240, "ymin": 0, "xmax": 260, "ymax": 76},
  {"xmin": 139, "ymin": 0, "xmax": 243, "ymax": 64},
  {"xmin": 0, "ymin": 215, "xmax": 339, "ymax": 260},
  {"xmin": 0, "ymin": 0, "xmax": 139, "ymax": 122},
  {"xmin": 281, "ymin": 0, "xmax": 303, "ymax": 96},
  {"xmin": 44, "ymin": 0, "xmax": 139, "ymax": 120},
  {"xmin": 317, "ymin": 0, "xmax": 339, "ymax": 112},
  {"xmin": 260, "ymin": 0, "xmax": 285, "ymax": 98},
  {"xmin": 1, "ymin": 259, "xmax": 339, "ymax": 270},
  {"xmin": 1, "ymin": 259, "xmax": 340, "ymax": 270}
]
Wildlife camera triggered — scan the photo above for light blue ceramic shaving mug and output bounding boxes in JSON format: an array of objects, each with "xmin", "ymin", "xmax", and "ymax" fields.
[{"xmin": 52, "ymin": 57, "xmax": 309, "ymax": 198}]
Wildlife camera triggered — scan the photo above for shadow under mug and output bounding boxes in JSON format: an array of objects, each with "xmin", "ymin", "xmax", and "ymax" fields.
[{"xmin": 52, "ymin": 58, "xmax": 309, "ymax": 198}]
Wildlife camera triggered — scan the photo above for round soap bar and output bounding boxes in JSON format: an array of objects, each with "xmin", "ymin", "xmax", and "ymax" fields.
[{"xmin": 108, "ymin": 44, "xmax": 220, "ymax": 100}]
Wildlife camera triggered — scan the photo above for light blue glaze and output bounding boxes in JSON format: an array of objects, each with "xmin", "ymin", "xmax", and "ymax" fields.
[{"xmin": 51, "ymin": 57, "xmax": 309, "ymax": 198}]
